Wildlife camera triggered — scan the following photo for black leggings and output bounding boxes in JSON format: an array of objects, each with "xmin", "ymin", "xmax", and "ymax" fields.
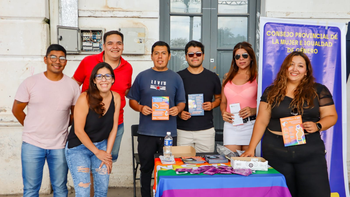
[{"xmin": 262, "ymin": 130, "xmax": 330, "ymax": 197}]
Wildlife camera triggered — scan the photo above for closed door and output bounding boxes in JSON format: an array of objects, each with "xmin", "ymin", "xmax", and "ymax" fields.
[{"xmin": 160, "ymin": 0, "xmax": 259, "ymax": 130}]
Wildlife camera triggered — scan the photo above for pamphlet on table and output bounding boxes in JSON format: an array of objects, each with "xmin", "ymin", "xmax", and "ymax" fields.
[
  {"xmin": 205, "ymin": 154, "xmax": 228, "ymax": 164},
  {"xmin": 159, "ymin": 155, "xmax": 175, "ymax": 164},
  {"xmin": 181, "ymin": 156, "xmax": 206, "ymax": 164}
]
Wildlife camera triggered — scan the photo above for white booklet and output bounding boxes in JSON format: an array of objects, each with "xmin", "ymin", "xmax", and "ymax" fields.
[
  {"xmin": 159, "ymin": 155, "xmax": 175, "ymax": 164},
  {"xmin": 229, "ymin": 103, "xmax": 244, "ymax": 126}
]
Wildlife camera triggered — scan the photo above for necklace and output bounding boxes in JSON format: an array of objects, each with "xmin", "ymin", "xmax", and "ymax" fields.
[
  {"xmin": 103, "ymin": 54, "xmax": 121, "ymax": 69},
  {"xmin": 114, "ymin": 58, "xmax": 121, "ymax": 70}
]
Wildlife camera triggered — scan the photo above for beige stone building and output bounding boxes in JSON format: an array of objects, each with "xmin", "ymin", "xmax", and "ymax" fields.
[{"xmin": 0, "ymin": 0, "xmax": 349, "ymax": 194}]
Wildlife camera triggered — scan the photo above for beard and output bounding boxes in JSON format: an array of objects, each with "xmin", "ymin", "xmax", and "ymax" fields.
[{"xmin": 188, "ymin": 61, "xmax": 203, "ymax": 68}]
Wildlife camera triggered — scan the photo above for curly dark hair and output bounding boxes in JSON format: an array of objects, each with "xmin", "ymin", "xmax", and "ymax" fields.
[
  {"xmin": 266, "ymin": 51, "xmax": 317, "ymax": 114},
  {"xmin": 222, "ymin": 41, "xmax": 257, "ymax": 87},
  {"xmin": 86, "ymin": 62, "xmax": 115, "ymax": 117}
]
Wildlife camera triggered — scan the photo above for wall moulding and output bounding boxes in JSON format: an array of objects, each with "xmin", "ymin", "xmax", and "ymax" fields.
[
  {"xmin": 79, "ymin": 10, "xmax": 158, "ymax": 19},
  {"xmin": 266, "ymin": 11, "xmax": 350, "ymax": 19}
]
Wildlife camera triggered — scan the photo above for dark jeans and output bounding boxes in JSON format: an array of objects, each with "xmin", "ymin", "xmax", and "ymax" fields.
[
  {"xmin": 137, "ymin": 135, "xmax": 177, "ymax": 197},
  {"xmin": 262, "ymin": 130, "xmax": 330, "ymax": 197}
]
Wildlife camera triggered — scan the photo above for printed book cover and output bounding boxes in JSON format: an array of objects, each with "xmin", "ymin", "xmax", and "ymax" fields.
[{"xmin": 181, "ymin": 156, "xmax": 206, "ymax": 164}]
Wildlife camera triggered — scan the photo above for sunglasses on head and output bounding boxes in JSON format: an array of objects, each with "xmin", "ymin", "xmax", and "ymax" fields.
[
  {"xmin": 234, "ymin": 53, "xmax": 249, "ymax": 60},
  {"xmin": 187, "ymin": 52, "xmax": 202, "ymax": 57}
]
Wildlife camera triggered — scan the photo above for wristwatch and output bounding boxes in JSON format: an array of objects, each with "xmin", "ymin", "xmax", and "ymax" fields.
[{"xmin": 316, "ymin": 122, "xmax": 322, "ymax": 131}]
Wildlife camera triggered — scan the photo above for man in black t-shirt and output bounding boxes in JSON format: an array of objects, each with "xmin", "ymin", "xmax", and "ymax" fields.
[{"xmin": 177, "ymin": 41, "xmax": 221, "ymax": 152}]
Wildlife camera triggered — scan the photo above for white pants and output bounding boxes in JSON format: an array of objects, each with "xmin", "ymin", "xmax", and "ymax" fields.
[{"xmin": 177, "ymin": 127, "xmax": 215, "ymax": 153}]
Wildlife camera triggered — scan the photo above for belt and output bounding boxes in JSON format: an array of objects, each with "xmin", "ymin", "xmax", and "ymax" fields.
[{"xmin": 243, "ymin": 115, "xmax": 256, "ymax": 123}]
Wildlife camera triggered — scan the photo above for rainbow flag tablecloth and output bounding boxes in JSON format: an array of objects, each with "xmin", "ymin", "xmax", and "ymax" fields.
[{"xmin": 153, "ymin": 158, "xmax": 291, "ymax": 197}]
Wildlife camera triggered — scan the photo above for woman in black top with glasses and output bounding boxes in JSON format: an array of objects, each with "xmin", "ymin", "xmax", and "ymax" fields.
[
  {"xmin": 242, "ymin": 51, "xmax": 337, "ymax": 197},
  {"xmin": 65, "ymin": 62, "xmax": 121, "ymax": 196}
]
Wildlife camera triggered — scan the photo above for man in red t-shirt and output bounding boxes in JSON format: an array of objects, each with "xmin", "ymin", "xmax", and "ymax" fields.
[{"xmin": 73, "ymin": 30, "xmax": 132, "ymax": 163}]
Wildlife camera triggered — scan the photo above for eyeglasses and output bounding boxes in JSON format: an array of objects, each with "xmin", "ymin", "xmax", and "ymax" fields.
[
  {"xmin": 49, "ymin": 55, "xmax": 66, "ymax": 63},
  {"xmin": 95, "ymin": 74, "xmax": 112, "ymax": 81},
  {"xmin": 234, "ymin": 53, "xmax": 249, "ymax": 60},
  {"xmin": 187, "ymin": 52, "xmax": 202, "ymax": 57}
]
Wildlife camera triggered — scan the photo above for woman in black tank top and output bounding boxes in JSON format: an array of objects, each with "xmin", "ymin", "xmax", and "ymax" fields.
[
  {"xmin": 65, "ymin": 62, "xmax": 121, "ymax": 196},
  {"xmin": 241, "ymin": 52, "xmax": 337, "ymax": 197}
]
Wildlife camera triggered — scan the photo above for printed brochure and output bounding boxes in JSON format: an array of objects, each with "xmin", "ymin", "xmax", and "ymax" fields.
[
  {"xmin": 188, "ymin": 94, "xmax": 204, "ymax": 116},
  {"xmin": 152, "ymin": 96, "xmax": 169, "ymax": 120},
  {"xmin": 280, "ymin": 115, "xmax": 306, "ymax": 147}
]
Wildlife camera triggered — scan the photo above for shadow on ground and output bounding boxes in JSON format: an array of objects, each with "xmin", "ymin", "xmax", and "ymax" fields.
[{"xmin": 0, "ymin": 187, "xmax": 141, "ymax": 197}]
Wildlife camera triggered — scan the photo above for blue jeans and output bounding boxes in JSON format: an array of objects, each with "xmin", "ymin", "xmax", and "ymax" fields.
[
  {"xmin": 65, "ymin": 140, "xmax": 109, "ymax": 197},
  {"xmin": 21, "ymin": 142, "xmax": 68, "ymax": 197},
  {"xmin": 111, "ymin": 123, "xmax": 124, "ymax": 161}
]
